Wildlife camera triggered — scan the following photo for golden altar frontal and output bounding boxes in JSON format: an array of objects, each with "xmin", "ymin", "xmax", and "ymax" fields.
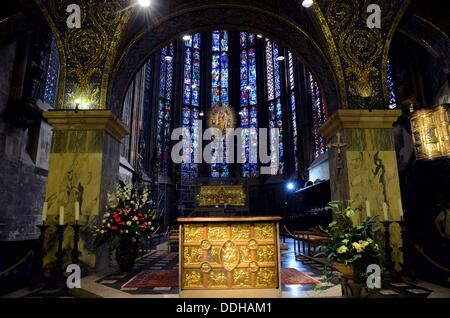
[{"xmin": 178, "ymin": 217, "xmax": 282, "ymax": 298}]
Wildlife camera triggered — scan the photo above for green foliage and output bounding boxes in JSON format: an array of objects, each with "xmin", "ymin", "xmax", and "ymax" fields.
[{"xmin": 324, "ymin": 201, "xmax": 382, "ymax": 283}]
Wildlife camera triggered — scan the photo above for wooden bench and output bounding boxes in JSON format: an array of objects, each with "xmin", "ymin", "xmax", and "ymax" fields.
[{"xmin": 294, "ymin": 230, "xmax": 330, "ymax": 259}]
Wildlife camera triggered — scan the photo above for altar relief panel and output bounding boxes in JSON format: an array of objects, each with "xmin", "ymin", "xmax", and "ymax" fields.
[{"xmin": 181, "ymin": 222, "xmax": 279, "ymax": 290}]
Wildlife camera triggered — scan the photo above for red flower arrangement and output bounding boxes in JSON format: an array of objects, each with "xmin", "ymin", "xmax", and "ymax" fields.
[{"xmin": 94, "ymin": 183, "xmax": 156, "ymax": 250}]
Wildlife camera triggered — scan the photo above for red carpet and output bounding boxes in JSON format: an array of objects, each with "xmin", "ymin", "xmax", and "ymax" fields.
[
  {"xmin": 122, "ymin": 268, "xmax": 317, "ymax": 289},
  {"xmin": 281, "ymin": 268, "xmax": 319, "ymax": 285},
  {"xmin": 123, "ymin": 270, "xmax": 179, "ymax": 289}
]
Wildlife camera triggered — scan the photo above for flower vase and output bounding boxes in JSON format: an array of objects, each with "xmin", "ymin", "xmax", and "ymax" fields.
[
  {"xmin": 116, "ymin": 236, "xmax": 138, "ymax": 272},
  {"xmin": 334, "ymin": 262, "xmax": 354, "ymax": 279}
]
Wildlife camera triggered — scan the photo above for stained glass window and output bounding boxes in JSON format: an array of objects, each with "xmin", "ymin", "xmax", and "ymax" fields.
[
  {"xmin": 240, "ymin": 32, "xmax": 258, "ymax": 178},
  {"xmin": 182, "ymin": 34, "xmax": 201, "ymax": 177},
  {"xmin": 157, "ymin": 43, "xmax": 175, "ymax": 175},
  {"xmin": 387, "ymin": 59, "xmax": 397, "ymax": 109},
  {"xmin": 121, "ymin": 82, "xmax": 134, "ymax": 160},
  {"xmin": 211, "ymin": 31, "xmax": 229, "ymax": 178},
  {"xmin": 120, "ymin": 61, "xmax": 152, "ymax": 167},
  {"xmin": 287, "ymin": 52, "xmax": 299, "ymax": 171},
  {"xmin": 265, "ymin": 40, "xmax": 284, "ymax": 175},
  {"xmin": 43, "ymin": 39, "xmax": 59, "ymax": 107},
  {"xmin": 308, "ymin": 71, "xmax": 328, "ymax": 159}
]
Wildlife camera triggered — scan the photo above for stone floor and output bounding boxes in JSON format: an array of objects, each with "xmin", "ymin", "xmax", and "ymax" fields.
[{"xmin": 4, "ymin": 237, "xmax": 450, "ymax": 298}]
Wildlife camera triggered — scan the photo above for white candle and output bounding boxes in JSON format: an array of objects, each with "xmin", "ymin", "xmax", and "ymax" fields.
[
  {"xmin": 75, "ymin": 201, "xmax": 80, "ymax": 222},
  {"xmin": 398, "ymin": 199, "xmax": 403, "ymax": 219},
  {"xmin": 59, "ymin": 206, "xmax": 65, "ymax": 225},
  {"xmin": 383, "ymin": 202, "xmax": 389, "ymax": 221},
  {"xmin": 42, "ymin": 202, "xmax": 48, "ymax": 223},
  {"xmin": 365, "ymin": 200, "xmax": 371, "ymax": 217}
]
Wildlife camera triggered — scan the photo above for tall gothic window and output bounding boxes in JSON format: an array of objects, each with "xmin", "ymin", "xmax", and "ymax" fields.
[
  {"xmin": 120, "ymin": 63, "xmax": 149, "ymax": 167},
  {"xmin": 210, "ymin": 30, "xmax": 229, "ymax": 178},
  {"xmin": 121, "ymin": 82, "xmax": 134, "ymax": 160},
  {"xmin": 308, "ymin": 71, "xmax": 327, "ymax": 159},
  {"xmin": 43, "ymin": 39, "xmax": 60, "ymax": 107},
  {"xmin": 239, "ymin": 32, "xmax": 258, "ymax": 178},
  {"xmin": 182, "ymin": 34, "xmax": 201, "ymax": 177},
  {"xmin": 157, "ymin": 43, "xmax": 175, "ymax": 175},
  {"xmin": 287, "ymin": 51, "xmax": 299, "ymax": 171},
  {"xmin": 265, "ymin": 39, "xmax": 284, "ymax": 175}
]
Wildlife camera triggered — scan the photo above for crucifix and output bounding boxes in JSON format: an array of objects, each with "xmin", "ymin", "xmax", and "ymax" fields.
[{"xmin": 327, "ymin": 132, "xmax": 349, "ymax": 171}]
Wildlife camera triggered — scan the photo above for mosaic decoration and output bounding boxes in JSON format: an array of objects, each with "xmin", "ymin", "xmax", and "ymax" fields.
[
  {"xmin": 314, "ymin": 0, "xmax": 409, "ymax": 109},
  {"xmin": 35, "ymin": 0, "xmax": 131, "ymax": 109},
  {"xmin": 181, "ymin": 222, "xmax": 279, "ymax": 290}
]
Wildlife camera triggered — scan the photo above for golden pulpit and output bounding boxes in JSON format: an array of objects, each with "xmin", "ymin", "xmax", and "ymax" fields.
[{"xmin": 178, "ymin": 216, "xmax": 282, "ymax": 298}]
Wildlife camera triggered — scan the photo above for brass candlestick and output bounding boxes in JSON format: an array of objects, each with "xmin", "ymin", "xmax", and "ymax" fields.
[
  {"xmin": 32, "ymin": 222, "xmax": 50, "ymax": 285},
  {"xmin": 70, "ymin": 221, "xmax": 82, "ymax": 265},
  {"xmin": 54, "ymin": 224, "xmax": 67, "ymax": 287}
]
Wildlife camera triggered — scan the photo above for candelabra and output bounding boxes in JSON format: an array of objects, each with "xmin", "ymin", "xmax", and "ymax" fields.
[
  {"xmin": 70, "ymin": 221, "xmax": 82, "ymax": 265},
  {"xmin": 54, "ymin": 224, "xmax": 67, "ymax": 287},
  {"xmin": 32, "ymin": 222, "xmax": 50, "ymax": 285},
  {"xmin": 381, "ymin": 221, "xmax": 394, "ymax": 278}
]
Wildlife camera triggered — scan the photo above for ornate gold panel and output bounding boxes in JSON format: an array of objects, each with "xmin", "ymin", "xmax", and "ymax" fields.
[
  {"xmin": 410, "ymin": 105, "xmax": 450, "ymax": 160},
  {"xmin": 232, "ymin": 268, "xmax": 252, "ymax": 288},
  {"xmin": 220, "ymin": 241, "xmax": 240, "ymax": 272},
  {"xmin": 184, "ymin": 270, "xmax": 203, "ymax": 288},
  {"xmin": 184, "ymin": 247, "xmax": 203, "ymax": 265},
  {"xmin": 208, "ymin": 269, "xmax": 228, "ymax": 288},
  {"xmin": 180, "ymin": 220, "xmax": 279, "ymax": 290},
  {"xmin": 231, "ymin": 224, "xmax": 251, "ymax": 240},
  {"xmin": 207, "ymin": 225, "xmax": 228, "ymax": 241},
  {"xmin": 256, "ymin": 245, "xmax": 276, "ymax": 264},
  {"xmin": 184, "ymin": 224, "xmax": 203, "ymax": 242},
  {"xmin": 239, "ymin": 246, "xmax": 251, "ymax": 263},
  {"xmin": 208, "ymin": 247, "xmax": 221, "ymax": 265},
  {"xmin": 197, "ymin": 185, "xmax": 246, "ymax": 207},
  {"xmin": 254, "ymin": 223, "xmax": 274, "ymax": 241},
  {"xmin": 256, "ymin": 268, "xmax": 277, "ymax": 288}
]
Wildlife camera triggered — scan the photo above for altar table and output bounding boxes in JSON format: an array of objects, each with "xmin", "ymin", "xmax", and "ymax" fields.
[{"xmin": 178, "ymin": 216, "xmax": 282, "ymax": 298}]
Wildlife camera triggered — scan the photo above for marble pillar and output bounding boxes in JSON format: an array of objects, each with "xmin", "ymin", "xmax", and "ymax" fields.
[
  {"xmin": 320, "ymin": 109, "xmax": 404, "ymax": 271},
  {"xmin": 42, "ymin": 110, "xmax": 128, "ymax": 272}
]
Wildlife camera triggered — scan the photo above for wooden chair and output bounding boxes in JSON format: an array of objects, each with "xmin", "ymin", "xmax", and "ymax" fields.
[{"xmin": 168, "ymin": 228, "xmax": 180, "ymax": 253}]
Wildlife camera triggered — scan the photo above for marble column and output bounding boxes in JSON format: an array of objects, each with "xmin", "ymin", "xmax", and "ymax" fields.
[
  {"xmin": 320, "ymin": 109, "xmax": 404, "ymax": 271},
  {"xmin": 42, "ymin": 110, "xmax": 128, "ymax": 272}
]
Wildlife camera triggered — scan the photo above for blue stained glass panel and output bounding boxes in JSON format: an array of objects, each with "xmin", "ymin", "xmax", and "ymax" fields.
[
  {"xmin": 273, "ymin": 44, "xmax": 281, "ymax": 98},
  {"xmin": 240, "ymin": 32, "xmax": 247, "ymax": 48},
  {"xmin": 212, "ymin": 31, "xmax": 220, "ymax": 52},
  {"xmin": 266, "ymin": 41, "xmax": 274, "ymax": 100}
]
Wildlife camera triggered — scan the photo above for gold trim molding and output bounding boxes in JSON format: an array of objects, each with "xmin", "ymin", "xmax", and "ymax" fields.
[
  {"xmin": 319, "ymin": 109, "xmax": 401, "ymax": 140},
  {"xmin": 43, "ymin": 110, "xmax": 129, "ymax": 141}
]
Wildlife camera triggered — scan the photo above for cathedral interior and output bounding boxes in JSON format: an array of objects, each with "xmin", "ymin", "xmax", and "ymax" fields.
[{"xmin": 0, "ymin": 0, "xmax": 449, "ymax": 300}]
